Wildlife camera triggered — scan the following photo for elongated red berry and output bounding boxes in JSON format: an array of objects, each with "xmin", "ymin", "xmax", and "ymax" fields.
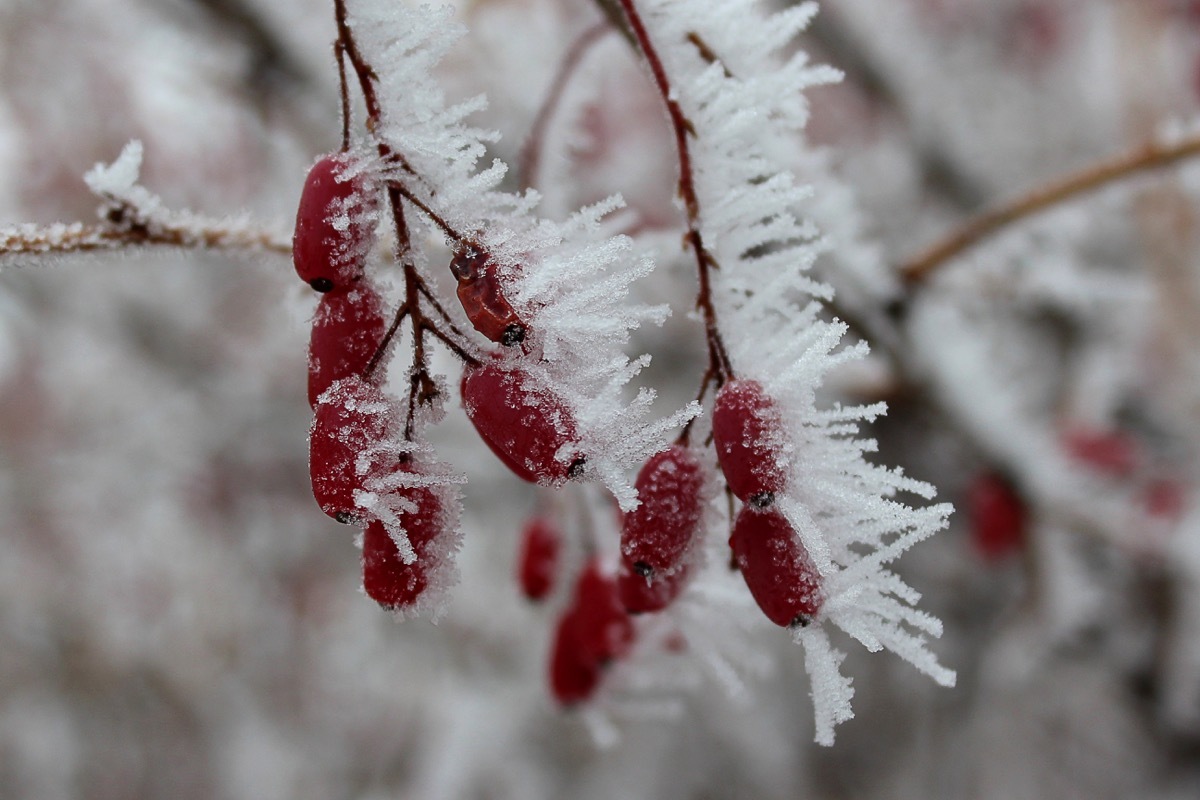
[
  {"xmin": 1062, "ymin": 428, "xmax": 1140, "ymax": 479},
  {"xmin": 618, "ymin": 559, "xmax": 689, "ymax": 614},
  {"xmin": 517, "ymin": 515, "xmax": 561, "ymax": 601},
  {"xmin": 712, "ymin": 380, "xmax": 788, "ymax": 508},
  {"xmin": 549, "ymin": 610, "xmax": 603, "ymax": 705},
  {"xmin": 309, "ymin": 377, "xmax": 395, "ymax": 523},
  {"xmin": 451, "ymin": 248, "xmax": 526, "ymax": 346},
  {"xmin": 968, "ymin": 472, "xmax": 1026, "ymax": 561},
  {"xmin": 461, "ymin": 362, "xmax": 584, "ymax": 486},
  {"xmin": 730, "ymin": 506, "xmax": 823, "ymax": 628},
  {"xmin": 293, "ymin": 154, "xmax": 378, "ymax": 292},
  {"xmin": 548, "ymin": 560, "xmax": 635, "ymax": 706},
  {"xmin": 362, "ymin": 484, "xmax": 444, "ymax": 609},
  {"xmin": 307, "ymin": 281, "xmax": 386, "ymax": 408},
  {"xmin": 620, "ymin": 445, "xmax": 705, "ymax": 578}
]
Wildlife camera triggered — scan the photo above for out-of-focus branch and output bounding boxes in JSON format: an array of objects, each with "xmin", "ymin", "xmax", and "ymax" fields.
[
  {"xmin": 804, "ymin": 6, "xmax": 987, "ymax": 212},
  {"xmin": 0, "ymin": 219, "xmax": 290, "ymax": 260},
  {"xmin": 900, "ymin": 132, "xmax": 1200, "ymax": 285}
]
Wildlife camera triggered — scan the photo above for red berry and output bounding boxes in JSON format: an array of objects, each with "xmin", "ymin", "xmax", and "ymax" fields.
[
  {"xmin": 460, "ymin": 361, "xmax": 584, "ymax": 486},
  {"xmin": 1062, "ymin": 428, "xmax": 1140, "ymax": 479},
  {"xmin": 712, "ymin": 380, "xmax": 788, "ymax": 507},
  {"xmin": 361, "ymin": 484, "xmax": 445, "ymax": 609},
  {"xmin": 730, "ymin": 506, "xmax": 824, "ymax": 628},
  {"xmin": 293, "ymin": 154, "xmax": 378, "ymax": 292},
  {"xmin": 309, "ymin": 377, "xmax": 395, "ymax": 523},
  {"xmin": 307, "ymin": 282, "xmax": 387, "ymax": 408},
  {"xmin": 620, "ymin": 444, "xmax": 705, "ymax": 578},
  {"xmin": 618, "ymin": 559, "xmax": 689, "ymax": 614},
  {"xmin": 572, "ymin": 561, "xmax": 636, "ymax": 663},
  {"xmin": 451, "ymin": 248, "xmax": 526, "ymax": 346},
  {"xmin": 547, "ymin": 560, "xmax": 635, "ymax": 706},
  {"xmin": 967, "ymin": 472, "xmax": 1026, "ymax": 561},
  {"xmin": 548, "ymin": 610, "xmax": 603, "ymax": 705},
  {"xmin": 517, "ymin": 515, "xmax": 561, "ymax": 601}
]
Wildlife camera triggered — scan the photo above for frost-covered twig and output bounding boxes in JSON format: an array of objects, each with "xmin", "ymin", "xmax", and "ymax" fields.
[{"xmin": 0, "ymin": 140, "xmax": 289, "ymax": 263}]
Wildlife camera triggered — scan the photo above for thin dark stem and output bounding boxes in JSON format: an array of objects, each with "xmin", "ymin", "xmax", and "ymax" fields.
[
  {"xmin": 335, "ymin": 40, "xmax": 351, "ymax": 151},
  {"xmin": 519, "ymin": 22, "xmax": 610, "ymax": 191},
  {"xmin": 615, "ymin": 0, "xmax": 734, "ymax": 385}
]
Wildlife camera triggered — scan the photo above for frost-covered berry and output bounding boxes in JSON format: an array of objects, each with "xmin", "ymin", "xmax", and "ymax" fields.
[
  {"xmin": 309, "ymin": 377, "xmax": 394, "ymax": 523},
  {"xmin": 361, "ymin": 484, "xmax": 444, "ymax": 609},
  {"xmin": 548, "ymin": 560, "xmax": 634, "ymax": 706},
  {"xmin": 517, "ymin": 515, "xmax": 561, "ymax": 601},
  {"xmin": 460, "ymin": 361, "xmax": 585, "ymax": 486},
  {"xmin": 293, "ymin": 153, "xmax": 378, "ymax": 292},
  {"xmin": 450, "ymin": 247, "xmax": 526, "ymax": 346},
  {"xmin": 730, "ymin": 506, "xmax": 824, "ymax": 628},
  {"xmin": 712, "ymin": 380, "xmax": 788, "ymax": 508},
  {"xmin": 307, "ymin": 281, "xmax": 386, "ymax": 408},
  {"xmin": 620, "ymin": 444, "xmax": 705, "ymax": 579},
  {"xmin": 618, "ymin": 559, "xmax": 689, "ymax": 614},
  {"xmin": 968, "ymin": 472, "xmax": 1026, "ymax": 561}
]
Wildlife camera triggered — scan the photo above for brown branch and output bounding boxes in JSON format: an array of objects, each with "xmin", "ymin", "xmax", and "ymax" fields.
[
  {"xmin": 0, "ymin": 220, "xmax": 290, "ymax": 259},
  {"xmin": 900, "ymin": 132, "xmax": 1200, "ymax": 285},
  {"xmin": 615, "ymin": 0, "xmax": 734, "ymax": 384}
]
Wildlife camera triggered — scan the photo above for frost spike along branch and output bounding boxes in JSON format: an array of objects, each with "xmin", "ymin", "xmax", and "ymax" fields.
[
  {"xmin": 625, "ymin": 0, "xmax": 953, "ymax": 743},
  {"xmin": 900, "ymin": 129, "xmax": 1200, "ymax": 285},
  {"xmin": 1, "ymin": 141, "xmax": 289, "ymax": 264}
]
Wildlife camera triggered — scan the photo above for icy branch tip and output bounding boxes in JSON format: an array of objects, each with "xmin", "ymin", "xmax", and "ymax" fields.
[{"xmin": 84, "ymin": 140, "xmax": 144, "ymax": 197}]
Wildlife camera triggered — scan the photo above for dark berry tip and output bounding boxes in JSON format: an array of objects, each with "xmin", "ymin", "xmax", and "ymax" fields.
[
  {"xmin": 333, "ymin": 510, "xmax": 357, "ymax": 525},
  {"xmin": 789, "ymin": 613, "xmax": 814, "ymax": 629},
  {"xmin": 501, "ymin": 324, "xmax": 526, "ymax": 347},
  {"xmin": 567, "ymin": 456, "xmax": 587, "ymax": 479},
  {"xmin": 748, "ymin": 491, "xmax": 775, "ymax": 509},
  {"xmin": 310, "ymin": 277, "xmax": 335, "ymax": 293},
  {"xmin": 633, "ymin": 561, "xmax": 654, "ymax": 579}
]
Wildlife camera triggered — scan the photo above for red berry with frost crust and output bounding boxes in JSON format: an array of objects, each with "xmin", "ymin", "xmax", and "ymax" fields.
[
  {"xmin": 451, "ymin": 248, "xmax": 526, "ymax": 346},
  {"xmin": 361, "ymin": 484, "xmax": 444, "ymax": 609},
  {"xmin": 307, "ymin": 282, "xmax": 386, "ymax": 408},
  {"xmin": 460, "ymin": 361, "xmax": 585, "ymax": 486},
  {"xmin": 293, "ymin": 154, "xmax": 378, "ymax": 292},
  {"xmin": 712, "ymin": 380, "xmax": 788, "ymax": 508},
  {"xmin": 309, "ymin": 377, "xmax": 394, "ymax": 524},
  {"xmin": 730, "ymin": 506, "xmax": 824, "ymax": 628},
  {"xmin": 517, "ymin": 515, "xmax": 561, "ymax": 601},
  {"xmin": 620, "ymin": 444, "xmax": 705, "ymax": 578}
]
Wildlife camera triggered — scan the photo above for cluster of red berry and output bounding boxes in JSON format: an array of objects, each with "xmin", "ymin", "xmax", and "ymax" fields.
[
  {"xmin": 295, "ymin": 150, "xmax": 828, "ymax": 703},
  {"xmin": 515, "ymin": 381, "xmax": 826, "ymax": 705}
]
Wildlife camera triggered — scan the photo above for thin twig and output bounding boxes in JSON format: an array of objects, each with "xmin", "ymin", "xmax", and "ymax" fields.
[
  {"xmin": 615, "ymin": 0, "xmax": 734, "ymax": 385},
  {"xmin": 0, "ymin": 220, "xmax": 290, "ymax": 259},
  {"xmin": 900, "ymin": 132, "xmax": 1200, "ymax": 285},
  {"xmin": 519, "ymin": 22, "xmax": 610, "ymax": 191}
]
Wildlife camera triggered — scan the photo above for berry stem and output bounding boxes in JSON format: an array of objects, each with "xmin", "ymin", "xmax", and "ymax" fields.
[{"xmin": 615, "ymin": 0, "xmax": 734, "ymax": 387}]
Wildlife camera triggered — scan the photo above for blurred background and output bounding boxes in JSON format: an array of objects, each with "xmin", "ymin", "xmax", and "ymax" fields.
[{"xmin": 2, "ymin": 0, "xmax": 1200, "ymax": 797}]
